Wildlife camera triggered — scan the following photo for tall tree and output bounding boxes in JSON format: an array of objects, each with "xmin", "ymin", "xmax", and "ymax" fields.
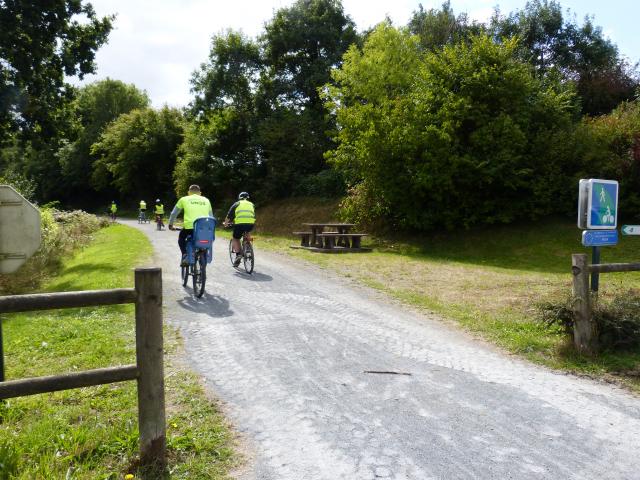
[
  {"xmin": 489, "ymin": 0, "xmax": 638, "ymax": 115},
  {"xmin": 408, "ymin": 1, "xmax": 483, "ymax": 52},
  {"xmin": 0, "ymin": 0, "xmax": 113, "ymax": 142},
  {"xmin": 56, "ymin": 79, "xmax": 149, "ymax": 204},
  {"xmin": 92, "ymin": 107, "xmax": 184, "ymax": 202},
  {"xmin": 257, "ymin": 0, "xmax": 357, "ymax": 197}
]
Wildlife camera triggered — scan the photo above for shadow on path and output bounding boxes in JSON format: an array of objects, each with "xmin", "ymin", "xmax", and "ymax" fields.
[
  {"xmin": 233, "ymin": 271, "xmax": 273, "ymax": 282},
  {"xmin": 176, "ymin": 292, "xmax": 233, "ymax": 318}
]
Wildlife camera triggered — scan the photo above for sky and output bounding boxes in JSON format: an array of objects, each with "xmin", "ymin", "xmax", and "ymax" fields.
[{"xmin": 74, "ymin": 0, "xmax": 640, "ymax": 108}]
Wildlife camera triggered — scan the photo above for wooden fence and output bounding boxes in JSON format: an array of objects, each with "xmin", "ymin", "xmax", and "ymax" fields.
[
  {"xmin": 571, "ymin": 254, "xmax": 640, "ymax": 355},
  {"xmin": 0, "ymin": 268, "xmax": 166, "ymax": 470}
]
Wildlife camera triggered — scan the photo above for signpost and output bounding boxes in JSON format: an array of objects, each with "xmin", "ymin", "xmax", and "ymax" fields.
[
  {"xmin": 0, "ymin": 185, "xmax": 41, "ymax": 382},
  {"xmin": 577, "ymin": 179, "xmax": 619, "ymax": 293},
  {"xmin": 582, "ymin": 229, "xmax": 618, "ymax": 247},
  {"xmin": 621, "ymin": 225, "xmax": 640, "ymax": 236}
]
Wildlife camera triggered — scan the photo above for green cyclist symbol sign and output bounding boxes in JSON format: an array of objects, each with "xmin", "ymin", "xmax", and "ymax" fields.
[{"xmin": 588, "ymin": 179, "xmax": 618, "ymax": 229}]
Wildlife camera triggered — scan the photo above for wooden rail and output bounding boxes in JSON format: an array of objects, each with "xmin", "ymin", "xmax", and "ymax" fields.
[
  {"xmin": 0, "ymin": 288, "xmax": 137, "ymax": 313},
  {"xmin": 0, "ymin": 365, "xmax": 138, "ymax": 398},
  {"xmin": 0, "ymin": 267, "xmax": 165, "ymax": 473}
]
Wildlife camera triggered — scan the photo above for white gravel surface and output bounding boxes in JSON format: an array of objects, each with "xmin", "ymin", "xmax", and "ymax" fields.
[{"xmin": 128, "ymin": 220, "xmax": 640, "ymax": 480}]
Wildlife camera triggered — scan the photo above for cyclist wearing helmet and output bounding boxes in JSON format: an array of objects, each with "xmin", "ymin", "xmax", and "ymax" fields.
[
  {"xmin": 224, "ymin": 192, "xmax": 255, "ymax": 267},
  {"xmin": 155, "ymin": 199, "xmax": 165, "ymax": 229},
  {"xmin": 168, "ymin": 185, "xmax": 213, "ymax": 266}
]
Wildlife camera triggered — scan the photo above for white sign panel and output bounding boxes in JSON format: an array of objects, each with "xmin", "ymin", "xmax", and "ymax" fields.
[{"xmin": 0, "ymin": 185, "xmax": 41, "ymax": 274}]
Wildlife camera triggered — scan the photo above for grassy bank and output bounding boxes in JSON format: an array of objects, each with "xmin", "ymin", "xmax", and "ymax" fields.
[
  {"xmin": 1, "ymin": 224, "xmax": 236, "ymax": 479},
  {"xmin": 252, "ymin": 199, "xmax": 640, "ymax": 392}
]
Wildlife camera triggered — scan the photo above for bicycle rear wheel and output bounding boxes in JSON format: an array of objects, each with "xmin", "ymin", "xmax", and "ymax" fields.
[
  {"xmin": 193, "ymin": 251, "xmax": 206, "ymax": 297},
  {"xmin": 243, "ymin": 240, "xmax": 254, "ymax": 274}
]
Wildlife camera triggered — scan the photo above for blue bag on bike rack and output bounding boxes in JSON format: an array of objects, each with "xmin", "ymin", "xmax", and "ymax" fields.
[{"xmin": 192, "ymin": 217, "xmax": 216, "ymax": 264}]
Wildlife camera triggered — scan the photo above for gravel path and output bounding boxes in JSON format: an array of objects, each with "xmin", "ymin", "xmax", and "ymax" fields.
[{"xmin": 128, "ymin": 220, "xmax": 640, "ymax": 480}]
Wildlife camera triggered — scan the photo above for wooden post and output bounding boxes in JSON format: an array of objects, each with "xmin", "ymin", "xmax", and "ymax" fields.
[
  {"xmin": 134, "ymin": 268, "xmax": 166, "ymax": 471},
  {"xmin": 571, "ymin": 254, "xmax": 597, "ymax": 354}
]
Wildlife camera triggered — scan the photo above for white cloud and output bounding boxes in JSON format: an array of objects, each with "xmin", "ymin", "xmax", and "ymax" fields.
[{"xmin": 71, "ymin": 0, "xmax": 428, "ymax": 107}]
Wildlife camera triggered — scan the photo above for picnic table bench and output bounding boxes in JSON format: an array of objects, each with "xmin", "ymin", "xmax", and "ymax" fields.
[{"xmin": 292, "ymin": 223, "xmax": 370, "ymax": 253}]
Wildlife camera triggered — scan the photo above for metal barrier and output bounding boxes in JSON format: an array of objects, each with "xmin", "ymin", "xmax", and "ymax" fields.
[
  {"xmin": 0, "ymin": 268, "xmax": 165, "ymax": 470},
  {"xmin": 571, "ymin": 254, "xmax": 640, "ymax": 355}
]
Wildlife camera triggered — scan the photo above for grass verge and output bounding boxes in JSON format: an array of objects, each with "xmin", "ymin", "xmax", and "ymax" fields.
[
  {"xmin": 1, "ymin": 224, "xmax": 236, "ymax": 479},
  {"xmin": 250, "ymin": 217, "xmax": 640, "ymax": 393}
]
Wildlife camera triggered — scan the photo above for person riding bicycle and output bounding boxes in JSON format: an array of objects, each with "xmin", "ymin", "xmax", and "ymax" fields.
[
  {"xmin": 168, "ymin": 185, "xmax": 213, "ymax": 266},
  {"xmin": 224, "ymin": 192, "xmax": 255, "ymax": 267},
  {"xmin": 154, "ymin": 199, "xmax": 165, "ymax": 228},
  {"xmin": 139, "ymin": 199, "xmax": 147, "ymax": 220},
  {"xmin": 109, "ymin": 201, "xmax": 117, "ymax": 220}
]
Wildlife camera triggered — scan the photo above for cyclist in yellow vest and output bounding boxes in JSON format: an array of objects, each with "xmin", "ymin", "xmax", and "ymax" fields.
[
  {"xmin": 109, "ymin": 201, "xmax": 117, "ymax": 221},
  {"xmin": 139, "ymin": 200, "xmax": 147, "ymax": 212},
  {"xmin": 224, "ymin": 192, "xmax": 255, "ymax": 267},
  {"xmin": 168, "ymin": 185, "xmax": 213, "ymax": 265},
  {"xmin": 154, "ymin": 199, "xmax": 165, "ymax": 229}
]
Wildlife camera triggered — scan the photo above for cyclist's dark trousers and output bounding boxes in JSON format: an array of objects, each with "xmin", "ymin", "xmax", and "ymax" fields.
[
  {"xmin": 178, "ymin": 229, "xmax": 193, "ymax": 255},
  {"xmin": 233, "ymin": 223, "xmax": 254, "ymax": 239}
]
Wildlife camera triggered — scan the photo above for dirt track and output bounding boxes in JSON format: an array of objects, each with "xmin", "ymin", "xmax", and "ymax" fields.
[{"xmin": 129, "ymin": 220, "xmax": 640, "ymax": 480}]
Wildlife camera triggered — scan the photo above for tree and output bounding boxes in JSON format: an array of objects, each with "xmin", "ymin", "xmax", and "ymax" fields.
[
  {"xmin": 0, "ymin": 0, "xmax": 113, "ymax": 142},
  {"xmin": 92, "ymin": 107, "xmax": 184, "ymax": 202},
  {"xmin": 256, "ymin": 0, "xmax": 356, "ymax": 198},
  {"xmin": 408, "ymin": 1, "xmax": 483, "ymax": 52},
  {"xmin": 489, "ymin": 0, "xmax": 638, "ymax": 115},
  {"xmin": 56, "ymin": 79, "xmax": 149, "ymax": 203},
  {"xmin": 325, "ymin": 27, "xmax": 577, "ymax": 230}
]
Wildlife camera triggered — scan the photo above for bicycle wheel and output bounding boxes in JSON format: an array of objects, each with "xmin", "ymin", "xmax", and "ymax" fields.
[
  {"xmin": 193, "ymin": 251, "xmax": 206, "ymax": 297},
  {"xmin": 228, "ymin": 238, "xmax": 235, "ymax": 266},
  {"xmin": 243, "ymin": 240, "xmax": 254, "ymax": 274},
  {"xmin": 181, "ymin": 262, "xmax": 189, "ymax": 286}
]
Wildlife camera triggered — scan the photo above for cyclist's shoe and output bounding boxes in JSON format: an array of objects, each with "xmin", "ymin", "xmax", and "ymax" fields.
[
  {"xmin": 233, "ymin": 253, "xmax": 242, "ymax": 267},
  {"xmin": 180, "ymin": 254, "xmax": 188, "ymax": 267}
]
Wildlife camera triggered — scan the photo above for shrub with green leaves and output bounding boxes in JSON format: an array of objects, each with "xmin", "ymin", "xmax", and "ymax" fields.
[
  {"xmin": 325, "ymin": 27, "xmax": 578, "ymax": 230},
  {"xmin": 539, "ymin": 291, "xmax": 640, "ymax": 352}
]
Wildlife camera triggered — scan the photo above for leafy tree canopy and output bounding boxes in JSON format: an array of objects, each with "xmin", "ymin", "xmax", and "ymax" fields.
[
  {"xmin": 489, "ymin": 0, "xmax": 638, "ymax": 115},
  {"xmin": 92, "ymin": 107, "xmax": 184, "ymax": 202},
  {"xmin": 0, "ymin": 0, "xmax": 113, "ymax": 142}
]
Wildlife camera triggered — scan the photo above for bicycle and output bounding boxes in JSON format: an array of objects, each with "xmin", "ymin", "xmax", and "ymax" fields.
[
  {"xmin": 225, "ymin": 223, "xmax": 254, "ymax": 274},
  {"xmin": 174, "ymin": 217, "xmax": 216, "ymax": 298},
  {"xmin": 155, "ymin": 214, "xmax": 165, "ymax": 231},
  {"xmin": 138, "ymin": 211, "xmax": 149, "ymax": 224}
]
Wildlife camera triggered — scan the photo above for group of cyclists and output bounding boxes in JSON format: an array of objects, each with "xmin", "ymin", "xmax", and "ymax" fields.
[{"xmin": 108, "ymin": 184, "xmax": 256, "ymax": 269}]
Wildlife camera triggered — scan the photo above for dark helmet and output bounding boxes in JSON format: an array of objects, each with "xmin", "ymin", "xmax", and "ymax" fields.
[{"xmin": 238, "ymin": 192, "xmax": 250, "ymax": 200}]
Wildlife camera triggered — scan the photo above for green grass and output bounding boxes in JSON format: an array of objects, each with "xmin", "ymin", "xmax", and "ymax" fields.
[
  {"xmin": 253, "ymin": 217, "xmax": 640, "ymax": 392},
  {"xmin": 1, "ymin": 224, "xmax": 236, "ymax": 479}
]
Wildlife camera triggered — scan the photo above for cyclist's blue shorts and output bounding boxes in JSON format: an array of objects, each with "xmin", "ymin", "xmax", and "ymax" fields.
[{"xmin": 233, "ymin": 224, "xmax": 254, "ymax": 239}]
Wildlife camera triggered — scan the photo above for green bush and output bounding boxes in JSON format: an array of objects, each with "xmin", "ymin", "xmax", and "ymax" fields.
[
  {"xmin": 0, "ymin": 209, "xmax": 106, "ymax": 294},
  {"xmin": 539, "ymin": 291, "xmax": 640, "ymax": 352},
  {"xmin": 325, "ymin": 28, "xmax": 578, "ymax": 230}
]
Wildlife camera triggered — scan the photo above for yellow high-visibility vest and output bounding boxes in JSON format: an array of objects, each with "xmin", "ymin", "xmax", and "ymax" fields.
[{"xmin": 235, "ymin": 200, "xmax": 255, "ymax": 224}]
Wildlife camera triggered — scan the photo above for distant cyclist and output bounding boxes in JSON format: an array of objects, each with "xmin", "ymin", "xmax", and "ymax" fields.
[
  {"xmin": 168, "ymin": 185, "xmax": 213, "ymax": 265},
  {"xmin": 154, "ymin": 199, "xmax": 165, "ymax": 228},
  {"xmin": 110, "ymin": 201, "xmax": 117, "ymax": 221},
  {"xmin": 224, "ymin": 192, "xmax": 255, "ymax": 267}
]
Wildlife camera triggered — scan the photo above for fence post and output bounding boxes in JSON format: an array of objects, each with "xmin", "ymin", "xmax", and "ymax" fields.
[
  {"xmin": 571, "ymin": 254, "xmax": 597, "ymax": 354},
  {"xmin": 134, "ymin": 268, "xmax": 166, "ymax": 471}
]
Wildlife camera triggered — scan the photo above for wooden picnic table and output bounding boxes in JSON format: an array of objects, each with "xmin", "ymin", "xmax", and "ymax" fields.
[{"xmin": 302, "ymin": 223, "xmax": 355, "ymax": 247}]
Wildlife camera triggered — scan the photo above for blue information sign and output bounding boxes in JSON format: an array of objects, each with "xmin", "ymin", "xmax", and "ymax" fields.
[
  {"xmin": 582, "ymin": 229, "xmax": 618, "ymax": 247},
  {"xmin": 588, "ymin": 179, "xmax": 618, "ymax": 229}
]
